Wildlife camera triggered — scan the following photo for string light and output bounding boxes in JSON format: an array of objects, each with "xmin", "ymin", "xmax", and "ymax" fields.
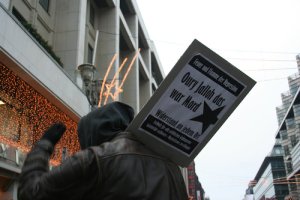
[{"xmin": 0, "ymin": 62, "xmax": 80, "ymax": 165}]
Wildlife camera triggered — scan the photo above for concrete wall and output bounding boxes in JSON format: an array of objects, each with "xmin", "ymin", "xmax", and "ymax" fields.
[
  {"xmin": 0, "ymin": 4, "xmax": 90, "ymax": 120},
  {"xmin": 0, "ymin": 0, "xmax": 10, "ymax": 9},
  {"xmin": 9, "ymin": 0, "xmax": 56, "ymax": 45},
  {"xmin": 54, "ymin": 0, "xmax": 86, "ymax": 81},
  {"xmin": 1, "ymin": 0, "xmax": 166, "ymax": 114}
]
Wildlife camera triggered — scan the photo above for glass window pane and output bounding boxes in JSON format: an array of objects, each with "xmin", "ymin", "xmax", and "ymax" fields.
[
  {"xmin": 39, "ymin": 0, "xmax": 50, "ymax": 12},
  {"xmin": 88, "ymin": 44, "xmax": 94, "ymax": 64},
  {"xmin": 90, "ymin": 5, "xmax": 95, "ymax": 27}
]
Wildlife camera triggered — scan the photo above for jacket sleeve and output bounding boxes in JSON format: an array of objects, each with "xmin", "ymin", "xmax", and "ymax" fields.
[{"xmin": 18, "ymin": 140, "xmax": 100, "ymax": 200}]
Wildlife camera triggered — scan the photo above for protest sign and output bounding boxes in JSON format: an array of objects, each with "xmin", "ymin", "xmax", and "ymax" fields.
[{"xmin": 126, "ymin": 39, "xmax": 256, "ymax": 166}]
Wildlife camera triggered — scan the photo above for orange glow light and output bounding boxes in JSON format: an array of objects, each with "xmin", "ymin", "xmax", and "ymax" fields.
[
  {"xmin": 103, "ymin": 57, "xmax": 128, "ymax": 105},
  {"xmin": 0, "ymin": 62, "xmax": 80, "ymax": 165},
  {"xmin": 98, "ymin": 49, "xmax": 141, "ymax": 106},
  {"xmin": 98, "ymin": 54, "xmax": 118, "ymax": 107}
]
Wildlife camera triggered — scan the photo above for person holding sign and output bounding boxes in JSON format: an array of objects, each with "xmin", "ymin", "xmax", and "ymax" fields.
[{"xmin": 18, "ymin": 101, "xmax": 188, "ymax": 200}]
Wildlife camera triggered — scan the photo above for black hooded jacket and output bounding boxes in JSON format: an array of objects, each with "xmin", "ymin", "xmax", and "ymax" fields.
[{"xmin": 18, "ymin": 102, "xmax": 188, "ymax": 200}]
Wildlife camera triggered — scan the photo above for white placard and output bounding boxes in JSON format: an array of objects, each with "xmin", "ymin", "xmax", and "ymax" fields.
[{"xmin": 127, "ymin": 39, "xmax": 256, "ymax": 166}]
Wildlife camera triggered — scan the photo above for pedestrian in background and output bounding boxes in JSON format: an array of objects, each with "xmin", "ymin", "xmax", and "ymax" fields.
[{"xmin": 18, "ymin": 101, "xmax": 188, "ymax": 200}]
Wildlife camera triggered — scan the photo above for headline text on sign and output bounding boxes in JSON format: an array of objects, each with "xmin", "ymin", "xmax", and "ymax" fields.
[{"xmin": 188, "ymin": 55, "xmax": 244, "ymax": 96}]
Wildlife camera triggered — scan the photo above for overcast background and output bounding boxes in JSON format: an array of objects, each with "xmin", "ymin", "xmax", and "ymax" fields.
[{"xmin": 136, "ymin": 0, "xmax": 300, "ymax": 199}]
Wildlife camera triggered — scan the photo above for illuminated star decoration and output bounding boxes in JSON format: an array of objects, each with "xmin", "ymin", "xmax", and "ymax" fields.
[
  {"xmin": 190, "ymin": 101, "xmax": 225, "ymax": 134},
  {"xmin": 98, "ymin": 49, "xmax": 141, "ymax": 106}
]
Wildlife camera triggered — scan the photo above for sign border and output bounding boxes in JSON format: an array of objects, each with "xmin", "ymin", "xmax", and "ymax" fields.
[{"xmin": 127, "ymin": 39, "xmax": 256, "ymax": 167}]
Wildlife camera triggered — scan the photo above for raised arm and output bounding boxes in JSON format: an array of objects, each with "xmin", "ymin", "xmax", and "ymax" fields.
[{"xmin": 17, "ymin": 123, "xmax": 99, "ymax": 200}]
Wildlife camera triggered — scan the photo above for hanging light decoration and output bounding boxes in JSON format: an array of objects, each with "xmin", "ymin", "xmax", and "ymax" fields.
[{"xmin": 0, "ymin": 62, "xmax": 79, "ymax": 165}]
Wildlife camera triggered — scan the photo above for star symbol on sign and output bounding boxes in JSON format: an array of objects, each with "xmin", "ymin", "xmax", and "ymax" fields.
[{"xmin": 190, "ymin": 101, "xmax": 225, "ymax": 133}]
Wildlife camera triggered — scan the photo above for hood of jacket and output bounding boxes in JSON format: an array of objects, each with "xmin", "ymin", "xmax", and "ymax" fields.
[{"xmin": 77, "ymin": 101, "xmax": 135, "ymax": 149}]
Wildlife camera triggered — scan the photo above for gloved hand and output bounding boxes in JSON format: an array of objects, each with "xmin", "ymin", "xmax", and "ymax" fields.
[{"xmin": 40, "ymin": 123, "xmax": 66, "ymax": 145}]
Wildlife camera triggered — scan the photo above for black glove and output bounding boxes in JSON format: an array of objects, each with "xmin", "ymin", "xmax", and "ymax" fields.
[{"xmin": 40, "ymin": 123, "xmax": 66, "ymax": 145}]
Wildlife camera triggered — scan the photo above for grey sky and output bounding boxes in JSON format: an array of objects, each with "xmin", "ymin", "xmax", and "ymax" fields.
[{"xmin": 136, "ymin": 0, "xmax": 300, "ymax": 199}]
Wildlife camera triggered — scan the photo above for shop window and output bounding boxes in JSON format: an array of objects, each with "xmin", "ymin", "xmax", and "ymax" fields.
[{"xmin": 39, "ymin": 0, "xmax": 50, "ymax": 12}]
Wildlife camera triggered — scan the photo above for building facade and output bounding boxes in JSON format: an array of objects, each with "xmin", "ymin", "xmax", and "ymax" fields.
[
  {"xmin": 0, "ymin": 0, "xmax": 172, "ymax": 199},
  {"xmin": 252, "ymin": 144, "xmax": 289, "ymax": 200},
  {"xmin": 187, "ymin": 161, "xmax": 205, "ymax": 200},
  {"xmin": 243, "ymin": 180, "xmax": 255, "ymax": 200},
  {"xmin": 247, "ymin": 55, "xmax": 300, "ymax": 200},
  {"xmin": 275, "ymin": 55, "xmax": 300, "ymax": 199}
]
